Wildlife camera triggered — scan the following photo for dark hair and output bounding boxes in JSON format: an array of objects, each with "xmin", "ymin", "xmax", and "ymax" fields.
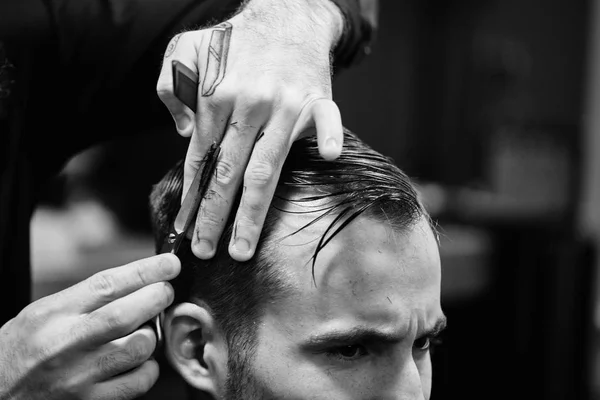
[{"xmin": 149, "ymin": 130, "xmax": 425, "ymax": 366}]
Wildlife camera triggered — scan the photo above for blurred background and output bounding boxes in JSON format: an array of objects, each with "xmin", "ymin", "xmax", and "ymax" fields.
[{"xmin": 30, "ymin": 0, "xmax": 600, "ymax": 398}]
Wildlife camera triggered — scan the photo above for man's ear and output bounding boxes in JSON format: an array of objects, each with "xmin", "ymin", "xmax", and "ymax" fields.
[{"xmin": 163, "ymin": 302, "xmax": 228, "ymax": 396}]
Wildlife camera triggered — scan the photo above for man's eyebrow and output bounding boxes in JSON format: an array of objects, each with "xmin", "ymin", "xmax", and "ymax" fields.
[
  {"xmin": 302, "ymin": 316, "xmax": 448, "ymax": 349},
  {"xmin": 302, "ymin": 327, "xmax": 405, "ymax": 348}
]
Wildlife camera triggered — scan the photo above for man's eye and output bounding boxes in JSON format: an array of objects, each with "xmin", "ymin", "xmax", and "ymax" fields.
[
  {"xmin": 413, "ymin": 336, "xmax": 431, "ymax": 351},
  {"xmin": 326, "ymin": 345, "xmax": 368, "ymax": 362}
]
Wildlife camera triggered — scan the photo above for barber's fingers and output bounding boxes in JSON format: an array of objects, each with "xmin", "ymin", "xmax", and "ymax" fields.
[
  {"xmin": 83, "ymin": 281, "xmax": 174, "ymax": 345},
  {"xmin": 61, "ymin": 254, "xmax": 179, "ymax": 314},
  {"xmin": 191, "ymin": 97, "xmax": 270, "ymax": 259},
  {"xmin": 222, "ymin": 98, "xmax": 342, "ymax": 261},
  {"xmin": 228, "ymin": 109, "xmax": 296, "ymax": 261},
  {"xmin": 157, "ymin": 28, "xmax": 236, "ymax": 199},
  {"xmin": 182, "ymin": 84, "xmax": 234, "ymax": 200},
  {"xmin": 294, "ymin": 98, "xmax": 344, "ymax": 160},
  {"xmin": 88, "ymin": 358, "xmax": 159, "ymax": 400},
  {"xmin": 84, "ymin": 325, "xmax": 157, "ymax": 383},
  {"xmin": 156, "ymin": 32, "xmax": 200, "ymax": 138}
]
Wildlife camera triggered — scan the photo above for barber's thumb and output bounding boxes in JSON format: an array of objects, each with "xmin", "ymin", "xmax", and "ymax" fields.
[{"xmin": 298, "ymin": 98, "xmax": 343, "ymax": 160}]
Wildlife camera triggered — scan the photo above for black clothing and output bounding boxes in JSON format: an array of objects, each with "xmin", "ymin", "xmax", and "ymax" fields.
[{"xmin": 0, "ymin": 0, "xmax": 375, "ymax": 325}]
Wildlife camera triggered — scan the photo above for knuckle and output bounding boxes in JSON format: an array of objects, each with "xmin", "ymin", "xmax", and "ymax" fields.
[
  {"xmin": 128, "ymin": 338, "xmax": 153, "ymax": 365},
  {"xmin": 278, "ymin": 86, "xmax": 306, "ymax": 108},
  {"xmin": 198, "ymin": 203, "xmax": 224, "ymax": 228},
  {"xmin": 21, "ymin": 302, "xmax": 51, "ymax": 326},
  {"xmin": 97, "ymin": 338, "xmax": 151, "ymax": 379},
  {"xmin": 214, "ymin": 158, "xmax": 238, "ymax": 187},
  {"xmin": 89, "ymin": 272, "xmax": 117, "ymax": 299},
  {"xmin": 245, "ymin": 159, "xmax": 276, "ymax": 188},
  {"xmin": 235, "ymin": 213, "xmax": 258, "ymax": 229},
  {"xmin": 203, "ymin": 188, "xmax": 224, "ymax": 204},
  {"xmin": 134, "ymin": 257, "xmax": 154, "ymax": 274},
  {"xmin": 244, "ymin": 88, "xmax": 273, "ymax": 107},
  {"xmin": 97, "ymin": 352, "xmax": 118, "ymax": 377},
  {"xmin": 103, "ymin": 308, "xmax": 127, "ymax": 333},
  {"xmin": 247, "ymin": 196, "xmax": 269, "ymax": 215},
  {"xmin": 205, "ymin": 87, "xmax": 233, "ymax": 109},
  {"xmin": 134, "ymin": 261, "xmax": 150, "ymax": 287}
]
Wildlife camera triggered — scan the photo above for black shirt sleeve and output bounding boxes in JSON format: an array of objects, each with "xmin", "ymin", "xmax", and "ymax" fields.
[
  {"xmin": 329, "ymin": 0, "xmax": 379, "ymax": 71},
  {"xmin": 0, "ymin": 0, "xmax": 244, "ymax": 324},
  {"xmin": 0, "ymin": 0, "xmax": 374, "ymax": 324},
  {"xmin": 15, "ymin": 0, "xmax": 243, "ymax": 171}
]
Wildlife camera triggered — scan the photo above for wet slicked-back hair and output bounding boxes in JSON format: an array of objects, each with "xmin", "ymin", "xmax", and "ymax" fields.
[{"xmin": 149, "ymin": 130, "xmax": 426, "ymax": 370}]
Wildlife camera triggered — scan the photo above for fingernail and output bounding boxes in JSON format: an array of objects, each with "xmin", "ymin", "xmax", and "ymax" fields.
[
  {"xmin": 325, "ymin": 137, "xmax": 338, "ymax": 150},
  {"xmin": 233, "ymin": 238, "xmax": 251, "ymax": 254},
  {"xmin": 195, "ymin": 239, "xmax": 213, "ymax": 255},
  {"xmin": 176, "ymin": 114, "xmax": 191, "ymax": 132}
]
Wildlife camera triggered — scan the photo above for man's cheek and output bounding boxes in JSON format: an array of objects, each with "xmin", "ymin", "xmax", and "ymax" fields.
[
  {"xmin": 252, "ymin": 346, "xmax": 345, "ymax": 399},
  {"xmin": 253, "ymin": 354, "xmax": 316, "ymax": 397}
]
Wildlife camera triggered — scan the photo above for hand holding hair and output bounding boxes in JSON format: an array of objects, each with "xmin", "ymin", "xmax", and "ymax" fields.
[{"xmin": 156, "ymin": 0, "xmax": 346, "ymax": 262}]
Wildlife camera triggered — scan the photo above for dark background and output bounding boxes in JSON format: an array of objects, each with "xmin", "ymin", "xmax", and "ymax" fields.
[
  {"xmin": 338, "ymin": 1, "xmax": 595, "ymax": 399},
  {"xmin": 32, "ymin": 0, "xmax": 599, "ymax": 399}
]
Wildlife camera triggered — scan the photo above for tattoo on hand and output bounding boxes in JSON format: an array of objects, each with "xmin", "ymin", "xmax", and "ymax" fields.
[
  {"xmin": 201, "ymin": 22, "xmax": 232, "ymax": 97},
  {"xmin": 165, "ymin": 33, "xmax": 182, "ymax": 58}
]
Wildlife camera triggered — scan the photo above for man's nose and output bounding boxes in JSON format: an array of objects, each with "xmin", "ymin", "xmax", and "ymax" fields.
[{"xmin": 389, "ymin": 358, "xmax": 426, "ymax": 400}]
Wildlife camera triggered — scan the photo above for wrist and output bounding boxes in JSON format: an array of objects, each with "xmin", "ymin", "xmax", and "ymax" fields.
[
  {"xmin": 311, "ymin": 0, "xmax": 345, "ymax": 46},
  {"xmin": 239, "ymin": 0, "xmax": 344, "ymax": 48}
]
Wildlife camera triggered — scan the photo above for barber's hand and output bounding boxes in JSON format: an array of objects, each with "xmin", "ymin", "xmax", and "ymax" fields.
[
  {"xmin": 0, "ymin": 254, "xmax": 180, "ymax": 400},
  {"xmin": 157, "ymin": 0, "xmax": 345, "ymax": 261}
]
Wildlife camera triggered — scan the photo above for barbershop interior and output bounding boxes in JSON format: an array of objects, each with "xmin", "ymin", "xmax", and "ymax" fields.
[{"xmin": 23, "ymin": 0, "xmax": 600, "ymax": 399}]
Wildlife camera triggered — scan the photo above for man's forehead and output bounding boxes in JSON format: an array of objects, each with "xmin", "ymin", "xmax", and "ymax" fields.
[{"xmin": 268, "ymin": 212, "xmax": 442, "ymax": 328}]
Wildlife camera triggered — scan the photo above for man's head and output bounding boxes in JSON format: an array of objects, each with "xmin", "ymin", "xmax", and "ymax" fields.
[{"xmin": 150, "ymin": 131, "xmax": 445, "ymax": 400}]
